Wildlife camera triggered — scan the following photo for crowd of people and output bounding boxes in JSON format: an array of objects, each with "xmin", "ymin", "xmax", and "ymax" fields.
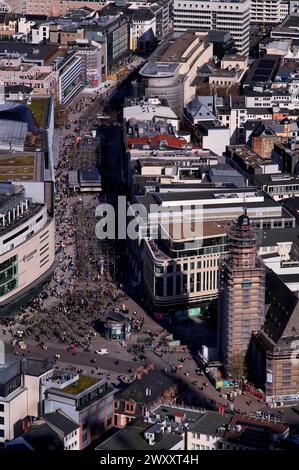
[{"xmin": 5, "ymin": 93, "xmax": 125, "ymax": 349}]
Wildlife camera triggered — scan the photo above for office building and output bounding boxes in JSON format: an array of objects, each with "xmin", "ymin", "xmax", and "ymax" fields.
[
  {"xmin": 0, "ymin": 184, "xmax": 55, "ymax": 316},
  {"xmin": 139, "ymin": 31, "xmax": 213, "ymax": 116},
  {"xmin": 0, "ymin": 357, "xmax": 53, "ymax": 442},
  {"xmin": 217, "ymin": 211, "xmax": 265, "ymax": 374},
  {"xmin": 44, "ymin": 373, "xmax": 115, "ymax": 449},
  {"xmin": 173, "ymin": 0, "xmax": 251, "ymax": 55},
  {"xmin": 251, "ymin": 0, "xmax": 289, "ymax": 24},
  {"xmin": 252, "ymin": 269, "xmax": 299, "ymax": 404}
]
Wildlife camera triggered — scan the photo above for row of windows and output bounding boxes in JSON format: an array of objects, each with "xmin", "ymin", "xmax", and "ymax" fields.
[
  {"xmin": 0, "ymin": 278, "xmax": 18, "ymax": 298},
  {"xmin": 154, "ymin": 269, "xmax": 218, "ymax": 297},
  {"xmin": 154, "ymin": 258, "xmax": 219, "ymax": 274},
  {"xmin": 65, "ymin": 441, "xmax": 77, "ymax": 450}
]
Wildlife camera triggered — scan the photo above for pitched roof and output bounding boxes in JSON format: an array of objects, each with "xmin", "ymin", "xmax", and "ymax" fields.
[
  {"xmin": 128, "ymin": 134, "xmax": 188, "ymax": 148},
  {"xmin": 42, "ymin": 409, "xmax": 79, "ymax": 435},
  {"xmin": 116, "ymin": 369, "xmax": 178, "ymax": 403},
  {"xmin": 261, "ymin": 268, "xmax": 299, "ymax": 345}
]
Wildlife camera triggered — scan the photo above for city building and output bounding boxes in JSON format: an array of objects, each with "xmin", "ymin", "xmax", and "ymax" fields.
[
  {"xmin": 252, "ymin": 268, "xmax": 299, "ymax": 404},
  {"xmin": 96, "ymin": 419, "xmax": 185, "ymax": 451},
  {"xmin": 271, "ymin": 14, "xmax": 299, "ymax": 41},
  {"xmin": 220, "ymin": 413, "xmax": 289, "ymax": 449},
  {"xmin": 142, "ymin": 220, "xmax": 228, "ymax": 311},
  {"xmin": 0, "ymin": 98, "xmax": 56, "ymax": 213},
  {"xmin": 217, "ymin": 211, "xmax": 265, "ymax": 374},
  {"xmin": 0, "ymin": 184, "xmax": 55, "ymax": 316},
  {"xmin": 173, "ymin": 0, "xmax": 251, "ymax": 55},
  {"xmin": 44, "ymin": 373, "xmax": 115, "ymax": 449},
  {"xmin": 71, "ymin": 40, "xmax": 103, "ymax": 87},
  {"xmin": 6, "ymin": 409, "xmax": 80, "ymax": 450},
  {"xmin": 5, "ymin": 0, "xmax": 107, "ymax": 16},
  {"xmin": 188, "ymin": 410, "xmax": 231, "ymax": 450},
  {"xmin": 0, "ymin": 356, "xmax": 53, "ymax": 442},
  {"xmin": 114, "ymin": 367, "xmax": 179, "ymax": 428},
  {"xmin": 251, "ymin": 0, "xmax": 289, "ymax": 25},
  {"xmin": 129, "ymin": 8, "xmax": 156, "ymax": 52},
  {"xmin": 55, "ymin": 51, "xmax": 85, "ymax": 105},
  {"xmin": 139, "ymin": 32, "xmax": 213, "ymax": 117}
]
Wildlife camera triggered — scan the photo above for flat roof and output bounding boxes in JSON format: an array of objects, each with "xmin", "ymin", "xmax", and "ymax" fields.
[
  {"xmin": 160, "ymin": 32, "xmax": 202, "ymax": 62},
  {"xmin": 29, "ymin": 98, "xmax": 50, "ymax": 129},
  {"xmin": 0, "ymin": 42, "xmax": 58, "ymax": 62},
  {"xmin": 0, "ymin": 119, "xmax": 27, "ymax": 143},
  {"xmin": 139, "ymin": 62, "xmax": 179, "ymax": 78},
  {"xmin": 0, "ymin": 153, "xmax": 43, "ymax": 182},
  {"xmin": 124, "ymin": 104, "xmax": 178, "ymax": 121},
  {"xmin": 60, "ymin": 375, "xmax": 100, "ymax": 395},
  {"xmin": 97, "ymin": 421, "xmax": 182, "ymax": 451},
  {"xmin": 160, "ymin": 220, "xmax": 228, "ymax": 241}
]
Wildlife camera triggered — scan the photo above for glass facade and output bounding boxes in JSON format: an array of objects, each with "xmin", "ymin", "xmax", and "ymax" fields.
[{"xmin": 0, "ymin": 255, "xmax": 18, "ymax": 298}]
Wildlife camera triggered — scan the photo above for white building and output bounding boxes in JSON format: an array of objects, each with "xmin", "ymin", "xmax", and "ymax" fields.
[
  {"xmin": 123, "ymin": 98, "xmax": 180, "ymax": 130},
  {"xmin": 0, "ymin": 184, "xmax": 55, "ymax": 315},
  {"xmin": 0, "ymin": 358, "xmax": 53, "ymax": 442},
  {"xmin": 251, "ymin": 0, "xmax": 289, "ymax": 24},
  {"xmin": 129, "ymin": 8, "xmax": 156, "ymax": 50},
  {"xmin": 31, "ymin": 24, "xmax": 50, "ymax": 43},
  {"xmin": 139, "ymin": 31, "xmax": 213, "ymax": 116},
  {"xmin": 173, "ymin": 0, "xmax": 251, "ymax": 55}
]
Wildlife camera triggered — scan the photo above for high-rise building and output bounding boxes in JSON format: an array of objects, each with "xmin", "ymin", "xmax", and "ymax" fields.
[
  {"xmin": 251, "ymin": 0, "xmax": 289, "ymax": 24},
  {"xmin": 173, "ymin": 0, "xmax": 251, "ymax": 55},
  {"xmin": 217, "ymin": 211, "xmax": 265, "ymax": 374}
]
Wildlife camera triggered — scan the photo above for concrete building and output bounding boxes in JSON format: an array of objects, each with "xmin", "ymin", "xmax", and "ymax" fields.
[
  {"xmin": 5, "ymin": 0, "xmax": 107, "ymax": 16},
  {"xmin": 0, "ymin": 357, "xmax": 53, "ymax": 443},
  {"xmin": 139, "ymin": 32, "xmax": 213, "ymax": 117},
  {"xmin": 55, "ymin": 51, "xmax": 85, "ymax": 105},
  {"xmin": 142, "ymin": 220, "xmax": 228, "ymax": 311},
  {"xmin": 217, "ymin": 211, "xmax": 265, "ymax": 374},
  {"xmin": 173, "ymin": 0, "xmax": 251, "ymax": 55},
  {"xmin": 271, "ymin": 14, "xmax": 299, "ymax": 41},
  {"xmin": 0, "ymin": 184, "xmax": 55, "ymax": 316},
  {"xmin": 72, "ymin": 40, "xmax": 103, "ymax": 87},
  {"xmin": 251, "ymin": 0, "xmax": 289, "ymax": 24},
  {"xmin": 31, "ymin": 23, "xmax": 50, "ymax": 43},
  {"xmin": 114, "ymin": 367, "xmax": 179, "ymax": 428},
  {"xmin": 44, "ymin": 373, "xmax": 115, "ymax": 449},
  {"xmin": 7, "ymin": 409, "xmax": 80, "ymax": 450},
  {"xmin": 192, "ymin": 120, "xmax": 230, "ymax": 156},
  {"xmin": 129, "ymin": 8, "xmax": 156, "ymax": 51},
  {"xmin": 252, "ymin": 269, "xmax": 299, "ymax": 404}
]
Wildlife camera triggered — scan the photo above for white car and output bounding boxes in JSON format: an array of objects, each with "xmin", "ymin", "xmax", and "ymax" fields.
[{"xmin": 95, "ymin": 349, "xmax": 109, "ymax": 355}]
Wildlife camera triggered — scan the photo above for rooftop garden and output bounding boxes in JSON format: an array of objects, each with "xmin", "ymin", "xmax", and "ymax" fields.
[
  {"xmin": 62, "ymin": 375, "xmax": 99, "ymax": 395},
  {"xmin": 29, "ymin": 98, "xmax": 50, "ymax": 128}
]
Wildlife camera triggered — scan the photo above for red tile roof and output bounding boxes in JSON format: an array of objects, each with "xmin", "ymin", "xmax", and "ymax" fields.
[{"xmin": 128, "ymin": 134, "xmax": 188, "ymax": 148}]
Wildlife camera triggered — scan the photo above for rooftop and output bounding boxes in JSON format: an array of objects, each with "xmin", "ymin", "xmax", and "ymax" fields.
[
  {"xmin": 29, "ymin": 98, "xmax": 50, "ymax": 129},
  {"xmin": 42, "ymin": 409, "xmax": 79, "ymax": 435},
  {"xmin": 0, "ymin": 119, "xmax": 27, "ymax": 144},
  {"xmin": 96, "ymin": 420, "xmax": 183, "ymax": 451},
  {"xmin": 139, "ymin": 62, "xmax": 179, "ymax": 78},
  {"xmin": 190, "ymin": 410, "xmax": 232, "ymax": 436},
  {"xmin": 61, "ymin": 375, "xmax": 100, "ymax": 395},
  {"xmin": 160, "ymin": 220, "xmax": 228, "ymax": 241}
]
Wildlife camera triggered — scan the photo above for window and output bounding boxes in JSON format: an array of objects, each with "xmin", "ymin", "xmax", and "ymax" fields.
[
  {"xmin": 241, "ymin": 280, "xmax": 252, "ymax": 289},
  {"xmin": 0, "ymin": 404, "xmax": 3, "ymax": 412},
  {"xmin": 0, "ymin": 416, "xmax": 4, "ymax": 425},
  {"xmin": 0, "ymin": 430, "xmax": 4, "ymax": 438}
]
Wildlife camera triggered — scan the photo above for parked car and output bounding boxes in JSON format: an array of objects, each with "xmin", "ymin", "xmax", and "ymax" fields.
[{"xmin": 95, "ymin": 349, "xmax": 109, "ymax": 355}]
